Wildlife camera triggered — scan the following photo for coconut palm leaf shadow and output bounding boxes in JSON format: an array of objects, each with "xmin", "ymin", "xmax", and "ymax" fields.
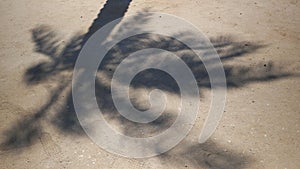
[
  {"xmin": 1, "ymin": 1, "xmax": 297, "ymax": 168},
  {"xmin": 1, "ymin": 0, "xmax": 133, "ymax": 149}
]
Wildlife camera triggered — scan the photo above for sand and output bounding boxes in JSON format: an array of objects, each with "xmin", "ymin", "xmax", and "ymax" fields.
[{"xmin": 0, "ymin": 0, "xmax": 299, "ymax": 168}]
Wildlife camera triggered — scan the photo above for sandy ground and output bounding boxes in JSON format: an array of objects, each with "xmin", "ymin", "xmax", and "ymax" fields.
[{"xmin": 0, "ymin": 0, "xmax": 299, "ymax": 169}]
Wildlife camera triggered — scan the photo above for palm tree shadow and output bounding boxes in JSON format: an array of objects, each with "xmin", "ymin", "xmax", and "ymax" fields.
[{"xmin": 1, "ymin": 1, "xmax": 298, "ymax": 168}]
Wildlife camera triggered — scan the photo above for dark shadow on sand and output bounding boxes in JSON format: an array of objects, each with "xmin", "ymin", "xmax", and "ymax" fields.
[{"xmin": 1, "ymin": 1, "xmax": 298, "ymax": 168}]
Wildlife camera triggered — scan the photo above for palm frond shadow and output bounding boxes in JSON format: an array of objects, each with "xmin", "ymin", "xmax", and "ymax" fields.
[{"xmin": 160, "ymin": 140, "xmax": 253, "ymax": 169}]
